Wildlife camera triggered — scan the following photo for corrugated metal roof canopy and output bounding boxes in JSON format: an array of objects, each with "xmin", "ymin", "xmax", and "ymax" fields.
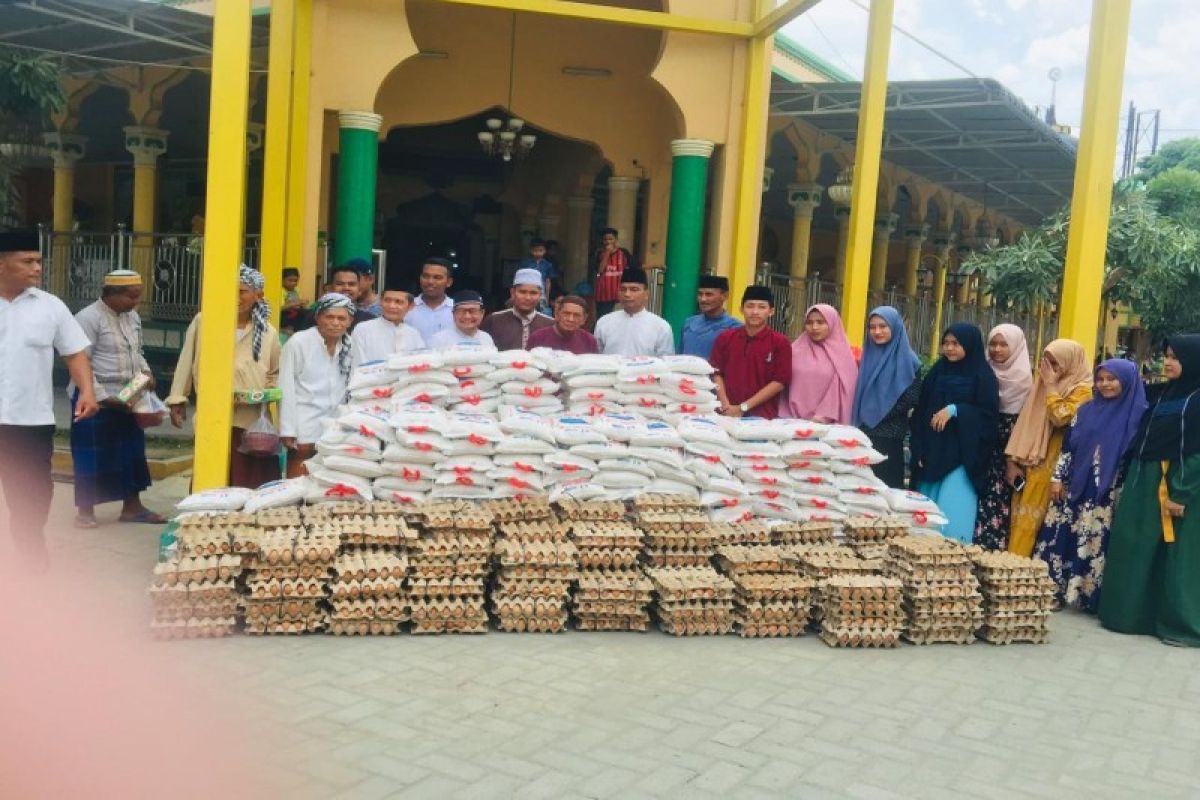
[
  {"xmin": 0, "ymin": 0, "xmax": 269, "ymax": 69},
  {"xmin": 770, "ymin": 78, "xmax": 1077, "ymax": 226}
]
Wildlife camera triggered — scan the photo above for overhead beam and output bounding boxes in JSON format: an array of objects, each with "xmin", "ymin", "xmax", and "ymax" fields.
[
  {"xmin": 424, "ymin": 0, "xmax": 753, "ymax": 37},
  {"xmin": 753, "ymin": 0, "xmax": 824, "ymax": 38},
  {"xmin": 13, "ymin": 1, "xmax": 213, "ymax": 54}
]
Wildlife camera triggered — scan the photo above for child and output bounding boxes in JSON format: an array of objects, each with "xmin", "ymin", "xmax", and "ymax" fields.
[
  {"xmin": 282, "ymin": 267, "xmax": 302, "ymax": 309},
  {"xmin": 280, "ymin": 267, "xmax": 308, "ymax": 335},
  {"xmin": 519, "ymin": 238, "xmax": 556, "ymax": 308}
]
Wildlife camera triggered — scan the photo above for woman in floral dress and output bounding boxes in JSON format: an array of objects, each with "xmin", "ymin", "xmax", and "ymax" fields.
[
  {"xmin": 1033, "ymin": 359, "xmax": 1146, "ymax": 611},
  {"xmin": 974, "ymin": 324, "xmax": 1033, "ymax": 549}
]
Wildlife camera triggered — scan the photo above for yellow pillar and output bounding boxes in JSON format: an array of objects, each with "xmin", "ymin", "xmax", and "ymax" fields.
[
  {"xmin": 285, "ymin": 0, "xmax": 313, "ymax": 295},
  {"xmin": 1058, "ymin": 0, "xmax": 1132, "ymax": 364},
  {"xmin": 833, "ymin": 205, "xmax": 850, "ymax": 284},
  {"xmin": 902, "ymin": 223, "xmax": 928, "ymax": 296},
  {"xmin": 786, "ymin": 183, "xmax": 821, "ymax": 280},
  {"xmin": 838, "ymin": 0, "xmax": 895, "ymax": 347},
  {"xmin": 928, "ymin": 232, "xmax": 955, "ymax": 356},
  {"xmin": 606, "ymin": 176, "xmax": 641, "ymax": 251},
  {"xmin": 727, "ymin": 0, "xmax": 773, "ymax": 303},
  {"xmin": 955, "ymin": 249, "xmax": 972, "ymax": 305},
  {"xmin": 124, "ymin": 126, "xmax": 168, "ymax": 311},
  {"xmin": 564, "ymin": 195, "xmax": 594, "ymax": 291},
  {"xmin": 868, "ymin": 212, "xmax": 898, "ymax": 290},
  {"xmin": 259, "ymin": 0, "xmax": 296, "ymax": 324},
  {"xmin": 193, "ymin": 0, "xmax": 252, "ymax": 491},
  {"xmin": 42, "ymin": 132, "xmax": 86, "ymax": 295}
]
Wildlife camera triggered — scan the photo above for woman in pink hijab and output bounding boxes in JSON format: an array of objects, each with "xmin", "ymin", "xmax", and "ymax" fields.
[{"xmin": 784, "ymin": 304, "xmax": 858, "ymax": 422}]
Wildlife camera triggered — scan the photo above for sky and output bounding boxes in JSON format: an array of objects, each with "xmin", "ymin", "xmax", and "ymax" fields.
[{"xmin": 782, "ymin": 0, "xmax": 1200, "ymax": 167}]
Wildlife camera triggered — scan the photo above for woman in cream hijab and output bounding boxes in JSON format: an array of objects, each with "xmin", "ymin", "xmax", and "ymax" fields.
[{"xmin": 1006, "ymin": 338, "xmax": 1094, "ymax": 556}]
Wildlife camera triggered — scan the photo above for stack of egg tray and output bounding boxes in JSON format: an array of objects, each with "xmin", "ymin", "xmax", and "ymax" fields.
[
  {"xmin": 327, "ymin": 550, "xmax": 410, "ymax": 635},
  {"xmin": 716, "ymin": 545, "xmax": 813, "ymax": 638},
  {"xmin": 148, "ymin": 551, "xmax": 242, "ymax": 639},
  {"xmin": 793, "ymin": 547, "xmax": 878, "ymax": 625},
  {"xmin": 243, "ymin": 524, "xmax": 339, "ymax": 634},
  {"xmin": 492, "ymin": 504, "xmax": 578, "ymax": 633},
  {"xmin": 970, "ymin": 551, "xmax": 1056, "ymax": 644},
  {"xmin": 709, "ymin": 519, "xmax": 772, "ymax": 547},
  {"xmin": 771, "ymin": 520, "xmax": 837, "ymax": 547},
  {"xmin": 569, "ymin": 520, "xmax": 643, "ymax": 571},
  {"xmin": 884, "ymin": 536, "xmax": 982, "ymax": 645},
  {"xmin": 843, "ymin": 515, "xmax": 910, "ymax": 565},
  {"xmin": 636, "ymin": 497, "xmax": 716, "ymax": 568},
  {"xmin": 572, "ymin": 569, "xmax": 654, "ymax": 631},
  {"xmin": 407, "ymin": 502, "xmax": 495, "ymax": 633},
  {"xmin": 647, "ymin": 566, "xmax": 735, "ymax": 636},
  {"xmin": 818, "ymin": 575, "xmax": 905, "ymax": 648}
]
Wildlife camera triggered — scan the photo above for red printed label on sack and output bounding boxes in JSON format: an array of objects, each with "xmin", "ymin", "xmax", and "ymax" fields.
[
  {"xmin": 739, "ymin": 511, "xmax": 754, "ymax": 523},
  {"xmin": 912, "ymin": 510, "xmax": 929, "ymax": 525},
  {"xmin": 677, "ymin": 380, "xmax": 697, "ymax": 396},
  {"xmin": 561, "ymin": 464, "xmax": 579, "ymax": 473},
  {"xmin": 704, "ymin": 454, "xmax": 721, "ymax": 464},
  {"xmin": 371, "ymin": 387, "xmax": 393, "ymax": 398},
  {"xmin": 751, "ymin": 463, "xmax": 769, "ymax": 471},
  {"xmin": 853, "ymin": 456, "xmax": 870, "ymax": 466},
  {"xmin": 452, "ymin": 367, "xmax": 472, "ymax": 377},
  {"xmin": 510, "ymin": 360, "xmax": 528, "ymax": 369},
  {"xmin": 837, "ymin": 438, "xmax": 859, "ymax": 448},
  {"xmin": 805, "ymin": 476, "xmax": 824, "ymax": 484},
  {"xmin": 854, "ymin": 487, "xmax": 877, "ymax": 494},
  {"xmin": 401, "ymin": 468, "xmax": 422, "ymax": 481},
  {"xmin": 463, "ymin": 395, "xmax": 482, "ymax": 405},
  {"xmin": 453, "ymin": 465, "xmax": 474, "ymax": 474},
  {"xmin": 587, "ymin": 392, "xmax": 605, "ymax": 400},
  {"xmin": 680, "ymin": 403, "xmax": 697, "ymax": 413},
  {"xmin": 358, "ymin": 425, "xmax": 376, "ymax": 438},
  {"xmin": 460, "ymin": 380, "xmax": 476, "ymax": 389},
  {"xmin": 507, "ymin": 477, "xmax": 531, "ymax": 489},
  {"xmin": 391, "ymin": 492, "xmax": 415, "ymax": 504},
  {"xmin": 794, "ymin": 427, "xmax": 814, "ymax": 438},
  {"xmin": 811, "ymin": 499, "xmax": 828, "ymax": 509},
  {"xmin": 408, "ymin": 363, "xmax": 431, "ymax": 373},
  {"xmin": 524, "ymin": 387, "xmax": 543, "ymax": 398},
  {"xmin": 514, "ymin": 462, "xmax": 534, "ymax": 473},
  {"xmin": 415, "ymin": 442, "xmax": 433, "ymax": 452},
  {"xmin": 588, "ymin": 405, "xmax": 605, "ymax": 416},
  {"xmin": 468, "ymin": 434, "xmax": 488, "ymax": 446},
  {"xmin": 406, "ymin": 425, "xmax": 429, "ymax": 433},
  {"xmin": 636, "ymin": 375, "xmax": 656, "ymax": 385},
  {"xmin": 324, "ymin": 484, "xmax": 357, "ymax": 497},
  {"xmin": 346, "ymin": 446, "xmax": 364, "ymax": 455},
  {"xmin": 790, "ymin": 460, "xmax": 812, "ymax": 470},
  {"xmin": 455, "ymin": 475, "xmax": 474, "ymax": 485},
  {"xmin": 720, "ymin": 498, "xmax": 739, "ymax": 507},
  {"xmin": 762, "ymin": 490, "xmax": 780, "ymax": 500},
  {"xmin": 415, "ymin": 393, "xmax": 432, "ymax": 403},
  {"xmin": 801, "ymin": 448, "xmax": 820, "ymax": 456},
  {"xmin": 760, "ymin": 477, "xmax": 779, "ymax": 486},
  {"xmin": 638, "ymin": 397, "xmax": 656, "ymax": 407}
]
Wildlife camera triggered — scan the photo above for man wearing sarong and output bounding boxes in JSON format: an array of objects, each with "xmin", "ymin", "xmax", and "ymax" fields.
[{"xmin": 70, "ymin": 270, "xmax": 165, "ymax": 528}]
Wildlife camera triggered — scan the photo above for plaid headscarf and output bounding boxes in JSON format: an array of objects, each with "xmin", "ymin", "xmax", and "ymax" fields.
[
  {"xmin": 314, "ymin": 292, "xmax": 355, "ymax": 379},
  {"xmin": 238, "ymin": 264, "xmax": 270, "ymax": 361}
]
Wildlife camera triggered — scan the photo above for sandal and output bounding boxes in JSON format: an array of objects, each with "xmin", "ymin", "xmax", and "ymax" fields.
[
  {"xmin": 73, "ymin": 515, "xmax": 99, "ymax": 529},
  {"xmin": 119, "ymin": 510, "xmax": 167, "ymax": 524}
]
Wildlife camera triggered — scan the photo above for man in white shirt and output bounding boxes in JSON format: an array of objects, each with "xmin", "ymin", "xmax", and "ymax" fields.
[
  {"xmin": 279, "ymin": 293, "xmax": 354, "ymax": 477},
  {"xmin": 406, "ymin": 257, "xmax": 455, "ymax": 343},
  {"xmin": 70, "ymin": 270, "xmax": 165, "ymax": 528},
  {"xmin": 0, "ymin": 230, "xmax": 98, "ymax": 569},
  {"xmin": 593, "ymin": 267, "xmax": 674, "ymax": 357},
  {"xmin": 429, "ymin": 290, "xmax": 496, "ymax": 350},
  {"xmin": 351, "ymin": 288, "xmax": 425, "ymax": 366}
]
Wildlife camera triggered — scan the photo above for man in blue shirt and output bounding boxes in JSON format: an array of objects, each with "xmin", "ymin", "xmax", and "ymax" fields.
[
  {"xmin": 518, "ymin": 239, "xmax": 556, "ymax": 309},
  {"xmin": 680, "ymin": 274, "xmax": 740, "ymax": 359}
]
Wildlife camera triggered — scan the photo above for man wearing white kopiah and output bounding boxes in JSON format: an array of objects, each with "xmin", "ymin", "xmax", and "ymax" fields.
[
  {"xmin": 593, "ymin": 267, "xmax": 673, "ymax": 357},
  {"xmin": 429, "ymin": 290, "xmax": 496, "ymax": 350},
  {"xmin": 279, "ymin": 293, "xmax": 354, "ymax": 478},
  {"xmin": 480, "ymin": 268, "xmax": 553, "ymax": 350},
  {"xmin": 351, "ymin": 288, "xmax": 425, "ymax": 366}
]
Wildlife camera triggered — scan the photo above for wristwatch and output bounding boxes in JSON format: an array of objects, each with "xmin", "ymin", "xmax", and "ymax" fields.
[{"xmin": 739, "ymin": 402, "xmax": 750, "ymax": 413}]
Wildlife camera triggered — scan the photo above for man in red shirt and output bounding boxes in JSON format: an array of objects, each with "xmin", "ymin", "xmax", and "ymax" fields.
[
  {"xmin": 709, "ymin": 286, "xmax": 792, "ymax": 420},
  {"xmin": 593, "ymin": 227, "xmax": 633, "ymax": 318},
  {"xmin": 527, "ymin": 295, "xmax": 599, "ymax": 354}
]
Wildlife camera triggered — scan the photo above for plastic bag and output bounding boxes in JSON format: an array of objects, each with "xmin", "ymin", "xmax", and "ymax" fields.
[
  {"xmin": 238, "ymin": 405, "xmax": 280, "ymax": 457},
  {"xmin": 132, "ymin": 391, "xmax": 168, "ymax": 429}
]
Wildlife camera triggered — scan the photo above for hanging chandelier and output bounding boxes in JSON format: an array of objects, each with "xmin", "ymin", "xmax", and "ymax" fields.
[{"xmin": 477, "ymin": 12, "xmax": 536, "ymax": 162}]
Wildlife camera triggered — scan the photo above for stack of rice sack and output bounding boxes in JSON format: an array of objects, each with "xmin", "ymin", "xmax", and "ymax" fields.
[
  {"xmin": 634, "ymin": 494, "xmax": 716, "ymax": 568},
  {"xmin": 379, "ymin": 404, "xmax": 447, "ymax": 505},
  {"xmin": 842, "ymin": 514, "xmax": 910, "ymax": 566},
  {"xmin": 884, "ymin": 489, "xmax": 950, "ymax": 536},
  {"xmin": 818, "ymin": 576, "xmax": 905, "ymax": 648},
  {"xmin": 822, "ymin": 425, "xmax": 891, "ymax": 519},
  {"xmin": 647, "ymin": 565, "xmax": 736, "ymax": 636},
  {"xmin": 556, "ymin": 354, "xmax": 624, "ymax": 417},
  {"xmin": 326, "ymin": 504, "xmax": 415, "ymax": 635},
  {"xmin": 495, "ymin": 408, "xmax": 560, "ymax": 497},
  {"xmin": 493, "ymin": 350, "xmax": 563, "ymax": 417},
  {"xmin": 150, "ymin": 506, "xmax": 249, "ymax": 639},
  {"xmin": 601, "ymin": 414, "xmax": 700, "ymax": 500},
  {"xmin": 884, "ymin": 536, "xmax": 982, "ymax": 645},
  {"xmin": 440, "ymin": 346, "xmax": 501, "ymax": 414},
  {"xmin": 406, "ymin": 502, "xmax": 494, "ymax": 633},
  {"xmin": 560, "ymin": 499, "xmax": 652, "ymax": 631},
  {"xmin": 304, "ymin": 409, "xmax": 396, "ymax": 503},
  {"xmin": 677, "ymin": 415, "xmax": 752, "ymax": 524},
  {"xmin": 970, "ymin": 551, "xmax": 1056, "ymax": 644},
  {"xmin": 242, "ymin": 506, "xmax": 339, "ymax": 634},
  {"xmin": 345, "ymin": 360, "xmax": 398, "ymax": 414},
  {"xmin": 432, "ymin": 412, "xmax": 504, "ymax": 500},
  {"xmin": 613, "ymin": 356, "xmax": 719, "ymax": 421},
  {"xmin": 489, "ymin": 498, "xmax": 577, "ymax": 632},
  {"xmin": 545, "ymin": 414, "xmax": 606, "ymax": 497},
  {"xmin": 716, "ymin": 545, "xmax": 814, "ymax": 638},
  {"xmin": 387, "ymin": 351, "xmax": 458, "ymax": 409}
]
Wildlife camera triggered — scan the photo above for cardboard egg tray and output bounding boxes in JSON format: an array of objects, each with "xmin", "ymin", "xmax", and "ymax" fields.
[
  {"xmin": 715, "ymin": 545, "xmax": 795, "ymax": 576},
  {"xmin": 636, "ymin": 510, "xmax": 710, "ymax": 533},
  {"xmin": 152, "ymin": 598, "xmax": 240, "ymax": 623},
  {"xmin": 150, "ymin": 618, "xmax": 237, "ymax": 639},
  {"xmin": 370, "ymin": 500, "xmax": 415, "ymax": 518},
  {"xmin": 850, "ymin": 542, "xmax": 890, "ymax": 562},
  {"xmin": 255, "ymin": 507, "xmax": 304, "ymax": 528},
  {"xmin": 482, "ymin": 497, "xmax": 555, "ymax": 523},
  {"xmin": 328, "ymin": 597, "xmax": 409, "ymax": 622},
  {"xmin": 842, "ymin": 515, "xmax": 910, "ymax": 543},
  {"xmin": 496, "ymin": 614, "xmax": 569, "ymax": 633},
  {"xmin": 631, "ymin": 494, "xmax": 702, "ymax": 512},
  {"xmin": 334, "ymin": 515, "xmax": 416, "ymax": 548},
  {"xmin": 795, "ymin": 551, "xmax": 877, "ymax": 580},
  {"xmin": 572, "ymin": 568, "xmax": 654, "ymax": 631},
  {"xmin": 646, "ymin": 566, "xmax": 735, "ymax": 601},
  {"xmin": 408, "ymin": 576, "xmax": 487, "ymax": 599},
  {"xmin": 409, "ymin": 597, "xmax": 489, "ymax": 634},
  {"xmin": 178, "ymin": 528, "xmax": 236, "ymax": 557},
  {"xmin": 328, "ymin": 619, "xmax": 403, "ymax": 636},
  {"xmin": 575, "ymin": 615, "xmax": 651, "ymax": 632},
  {"xmin": 569, "ymin": 521, "xmax": 643, "ymax": 549},
  {"xmin": 772, "ymin": 521, "xmax": 837, "ymax": 546},
  {"xmin": 709, "ymin": 520, "xmax": 772, "ymax": 546},
  {"xmin": 246, "ymin": 617, "xmax": 326, "ymax": 635},
  {"xmin": 333, "ymin": 551, "xmax": 409, "ymax": 582},
  {"xmin": 577, "ymin": 547, "xmax": 642, "ymax": 570},
  {"xmin": 177, "ymin": 510, "xmax": 256, "ymax": 530},
  {"xmin": 408, "ymin": 508, "xmax": 492, "ymax": 633},
  {"xmin": 496, "ymin": 519, "xmax": 572, "ymax": 544},
  {"xmin": 554, "ymin": 499, "xmax": 627, "ymax": 522},
  {"xmin": 657, "ymin": 616, "xmax": 734, "ymax": 636},
  {"xmin": 818, "ymin": 627, "xmax": 902, "ymax": 648},
  {"xmin": 152, "ymin": 555, "xmax": 242, "ymax": 585},
  {"xmin": 305, "ymin": 500, "xmax": 373, "ymax": 519},
  {"xmin": 731, "ymin": 573, "xmax": 815, "ymax": 638},
  {"xmin": 329, "ymin": 576, "xmax": 405, "ymax": 599},
  {"xmin": 648, "ymin": 566, "xmax": 735, "ymax": 635},
  {"xmin": 411, "ymin": 616, "xmax": 489, "ymax": 635},
  {"xmin": 818, "ymin": 576, "xmax": 905, "ymax": 648},
  {"xmin": 493, "ymin": 577, "xmax": 573, "ymax": 599},
  {"xmin": 977, "ymin": 624, "xmax": 1050, "ymax": 644}
]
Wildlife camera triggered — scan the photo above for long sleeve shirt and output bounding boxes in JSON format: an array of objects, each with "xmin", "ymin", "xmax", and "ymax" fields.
[
  {"xmin": 166, "ymin": 313, "xmax": 282, "ymax": 430},
  {"xmin": 278, "ymin": 327, "xmax": 349, "ymax": 444},
  {"xmin": 406, "ymin": 295, "xmax": 454, "ymax": 343},
  {"xmin": 593, "ymin": 309, "xmax": 674, "ymax": 357},
  {"xmin": 72, "ymin": 299, "xmax": 151, "ymax": 402},
  {"xmin": 351, "ymin": 317, "xmax": 426, "ymax": 366}
]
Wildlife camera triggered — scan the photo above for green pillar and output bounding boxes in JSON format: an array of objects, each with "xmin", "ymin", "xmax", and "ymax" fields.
[
  {"xmin": 661, "ymin": 138, "xmax": 715, "ymax": 338},
  {"xmin": 333, "ymin": 110, "xmax": 382, "ymax": 266}
]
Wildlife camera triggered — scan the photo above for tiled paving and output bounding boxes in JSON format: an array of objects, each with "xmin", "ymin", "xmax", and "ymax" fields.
[{"xmin": 4, "ymin": 476, "xmax": 1200, "ymax": 799}]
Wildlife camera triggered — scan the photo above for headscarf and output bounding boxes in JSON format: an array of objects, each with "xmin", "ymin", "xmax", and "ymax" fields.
[
  {"xmin": 987, "ymin": 323, "xmax": 1033, "ymax": 414},
  {"xmin": 1134, "ymin": 334, "xmax": 1200, "ymax": 462},
  {"xmin": 851, "ymin": 306, "xmax": 920, "ymax": 429},
  {"xmin": 1065, "ymin": 359, "xmax": 1147, "ymax": 501},
  {"xmin": 313, "ymin": 292, "xmax": 355, "ymax": 379},
  {"xmin": 238, "ymin": 264, "xmax": 270, "ymax": 361},
  {"xmin": 785, "ymin": 303, "xmax": 858, "ymax": 423},
  {"xmin": 910, "ymin": 322, "xmax": 999, "ymax": 488},
  {"xmin": 1005, "ymin": 338, "xmax": 1093, "ymax": 466}
]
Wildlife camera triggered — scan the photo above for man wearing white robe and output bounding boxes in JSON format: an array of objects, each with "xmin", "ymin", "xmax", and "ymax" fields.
[
  {"xmin": 593, "ymin": 267, "xmax": 674, "ymax": 357},
  {"xmin": 351, "ymin": 289, "xmax": 425, "ymax": 366}
]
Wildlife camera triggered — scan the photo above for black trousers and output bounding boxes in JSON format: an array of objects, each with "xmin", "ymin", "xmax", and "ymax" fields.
[{"xmin": 0, "ymin": 424, "xmax": 55, "ymax": 563}]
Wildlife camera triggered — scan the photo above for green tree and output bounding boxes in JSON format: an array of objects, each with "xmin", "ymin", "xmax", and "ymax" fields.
[
  {"xmin": 0, "ymin": 52, "xmax": 65, "ymax": 226},
  {"xmin": 1136, "ymin": 137, "xmax": 1200, "ymax": 181},
  {"xmin": 1147, "ymin": 166, "xmax": 1200, "ymax": 227}
]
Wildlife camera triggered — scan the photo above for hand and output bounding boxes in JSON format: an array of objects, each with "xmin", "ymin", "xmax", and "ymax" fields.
[
  {"xmin": 1049, "ymin": 481, "xmax": 1065, "ymax": 503},
  {"xmin": 74, "ymin": 391, "xmax": 100, "ymax": 421},
  {"xmin": 169, "ymin": 403, "xmax": 187, "ymax": 428},
  {"xmin": 143, "ymin": 371, "xmax": 156, "ymax": 391},
  {"xmin": 1005, "ymin": 460, "xmax": 1025, "ymax": 489},
  {"xmin": 281, "ymin": 437, "xmax": 297, "ymax": 450},
  {"xmin": 1166, "ymin": 499, "xmax": 1186, "ymax": 518},
  {"xmin": 930, "ymin": 407, "xmax": 953, "ymax": 432},
  {"xmin": 1039, "ymin": 359, "xmax": 1056, "ymax": 384},
  {"xmin": 721, "ymin": 402, "xmax": 744, "ymax": 418}
]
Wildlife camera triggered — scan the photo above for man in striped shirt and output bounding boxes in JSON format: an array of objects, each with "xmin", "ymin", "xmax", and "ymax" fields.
[{"xmin": 593, "ymin": 227, "xmax": 634, "ymax": 318}]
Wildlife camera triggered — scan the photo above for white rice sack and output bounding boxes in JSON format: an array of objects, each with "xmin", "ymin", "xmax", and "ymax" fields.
[
  {"xmin": 450, "ymin": 397, "xmax": 502, "ymax": 415},
  {"xmin": 381, "ymin": 443, "xmax": 443, "ymax": 465},
  {"xmin": 373, "ymin": 487, "xmax": 429, "ymax": 506},
  {"xmin": 567, "ymin": 402, "xmax": 622, "ymax": 417},
  {"xmin": 661, "ymin": 354, "xmax": 716, "ymax": 375},
  {"xmin": 830, "ymin": 446, "xmax": 887, "ymax": 466},
  {"xmin": 490, "ymin": 349, "xmax": 548, "ymax": 371},
  {"xmin": 615, "ymin": 377, "xmax": 663, "ymax": 394},
  {"xmin": 839, "ymin": 492, "xmax": 890, "ymax": 513},
  {"xmin": 493, "ymin": 454, "xmax": 547, "ymax": 473},
  {"xmin": 591, "ymin": 414, "xmax": 645, "ymax": 442},
  {"xmin": 444, "ymin": 438, "xmax": 496, "ymax": 457},
  {"xmin": 622, "ymin": 392, "xmax": 671, "ymax": 413},
  {"xmin": 752, "ymin": 500, "xmax": 810, "ymax": 523},
  {"xmin": 596, "ymin": 458, "xmax": 657, "ymax": 480},
  {"xmin": 886, "ymin": 488, "xmax": 942, "ymax": 514},
  {"xmin": 822, "ymin": 425, "xmax": 874, "ymax": 450},
  {"xmin": 595, "ymin": 471, "xmax": 647, "ymax": 489},
  {"xmin": 566, "ymin": 387, "xmax": 622, "ymax": 404},
  {"xmin": 780, "ymin": 439, "xmax": 835, "ymax": 459},
  {"xmin": 627, "ymin": 446, "xmax": 685, "ymax": 472},
  {"xmin": 646, "ymin": 480, "xmax": 700, "ymax": 500},
  {"xmin": 835, "ymin": 473, "xmax": 887, "ymax": 493},
  {"xmin": 746, "ymin": 486, "xmax": 794, "ymax": 504},
  {"xmin": 736, "ymin": 467, "xmax": 792, "ymax": 487},
  {"xmin": 489, "ymin": 469, "xmax": 547, "ymax": 491},
  {"xmin": 708, "ymin": 505, "xmax": 758, "ymax": 525},
  {"xmin": 737, "ymin": 454, "xmax": 788, "ymax": 471},
  {"xmin": 665, "ymin": 400, "xmax": 721, "ymax": 417},
  {"xmin": 392, "ymin": 370, "xmax": 460, "ymax": 389},
  {"xmin": 440, "ymin": 346, "xmax": 494, "ymax": 367},
  {"xmin": 780, "ymin": 420, "xmax": 830, "ymax": 441},
  {"xmin": 387, "ymin": 352, "xmax": 444, "ymax": 372},
  {"xmin": 701, "ymin": 491, "xmax": 747, "ymax": 509},
  {"xmin": 305, "ymin": 467, "xmax": 374, "ymax": 501},
  {"xmin": 544, "ymin": 451, "xmax": 599, "ymax": 474},
  {"xmin": 343, "ymin": 398, "xmax": 391, "ymax": 416},
  {"xmin": 677, "ymin": 415, "xmax": 734, "ymax": 447},
  {"xmin": 321, "ymin": 454, "xmax": 390, "ymax": 479},
  {"xmin": 904, "ymin": 509, "xmax": 949, "ymax": 529},
  {"xmin": 725, "ymin": 417, "xmax": 794, "ymax": 442},
  {"xmin": 616, "ymin": 356, "xmax": 671, "ymax": 379},
  {"xmin": 336, "ymin": 410, "xmax": 396, "ymax": 445},
  {"xmin": 393, "ymin": 382, "xmax": 452, "ymax": 405},
  {"xmin": 730, "ymin": 439, "xmax": 784, "ymax": 459},
  {"xmin": 437, "ymin": 455, "xmax": 494, "ymax": 473},
  {"xmin": 379, "ymin": 462, "xmax": 436, "ymax": 485},
  {"xmin": 347, "ymin": 360, "xmax": 396, "ymax": 391},
  {"xmin": 784, "ymin": 456, "xmax": 830, "ymax": 473},
  {"xmin": 562, "ymin": 373, "xmax": 619, "ymax": 389},
  {"xmin": 177, "ymin": 486, "xmax": 253, "ymax": 513},
  {"xmin": 650, "ymin": 465, "xmax": 703, "ymax": 488},
  {"xmin": 684, "ymin": 442, "xmax": 735, "ymax": 467},
  {"xmin": 828, "ymin": 461, "xmax": 879, "ymax": 479},
  {"xmin": 402, "ymin": 431, "xmax": 450, "ymax": 452},
  {"xmin": 659, "ymin": 375, "xmax": 717, "ymax": 403},
  {"xmin": 569, "ymin": 442, "xmax": 630, "ymax": 461},
  {"xmin": 315, "ymin": 439, "xmax": 382, "ymax": 460},
  {"xmin": 374, "ymin": 474, "xmax": 435, "ymax": 494},
  {"xmin": 702, "ymin": 477, "xmax": 747, "ymax": 498},
  {"xmin": 495, "ymin": 436, "xmax": 558, "ymax": 455},
  {"xmin": 498, "ymin": 408, "xmax": 558, "ymax": 443},
  {"xmin": 242, "ymin": 479, "xmax": 309, "ymax": 512},
  {"xmin": 788, "ymin": 471, "xmax": 840, "ymax": 497},
  {"xmin": 488, "ymin": 365, "xmax": 543, "ymax": 383},
  {"xmin": 502, "ymin": 378, "xmax": 559, "ymax": 396},
  {"xmin": 348, "ymin": 383, "xmax": 401, "ymax": 402},
  {"xmin": 553, "ymin": 416, "xmax": 609, "ymax": 446},
  {"xmin": 687, "ymin": 456, "xmax": 734, "ymax": 482},
  {"xmin": 389, "ymin": 404, "xmax": 446, "ymax": 430},
  {"xmin": 501, "ymin": 395, "xmax": 563, "ymax": 410},
  {"xmin": 449, "ymin": 378, "xmax": 499, "ymax": 401},
  {"xmin": 445, "ymin": 412, "xmax": 504, "ymax": 440},
  {"xmin": 431, "ymin": 484, "xmax": 493, "ymax": 500},
  {"xmin": 434, "ymin": 470, "xmax": 494, "ymax": 488},
  {"xmin": 792, "ymin": 494, "xmax": 846, "ymax": 515},
  {"xmin": 548, "ymin": 479, "xmax": 607, "ymax": 503}
]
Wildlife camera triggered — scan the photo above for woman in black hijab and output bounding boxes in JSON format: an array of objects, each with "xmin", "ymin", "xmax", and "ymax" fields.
[
  {"xmin": 1100, "ymin": 334, "xmax": 1200, "ymax": 646},
  {"xmin": 910, "ymin": 323, "xmax": 1000, "ymax": 542}
]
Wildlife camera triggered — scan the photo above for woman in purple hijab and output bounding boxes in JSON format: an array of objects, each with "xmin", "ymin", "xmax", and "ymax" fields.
[{"xmin": 1033, "ymin": 358, "xmax": 1147, "ymax": 611}]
